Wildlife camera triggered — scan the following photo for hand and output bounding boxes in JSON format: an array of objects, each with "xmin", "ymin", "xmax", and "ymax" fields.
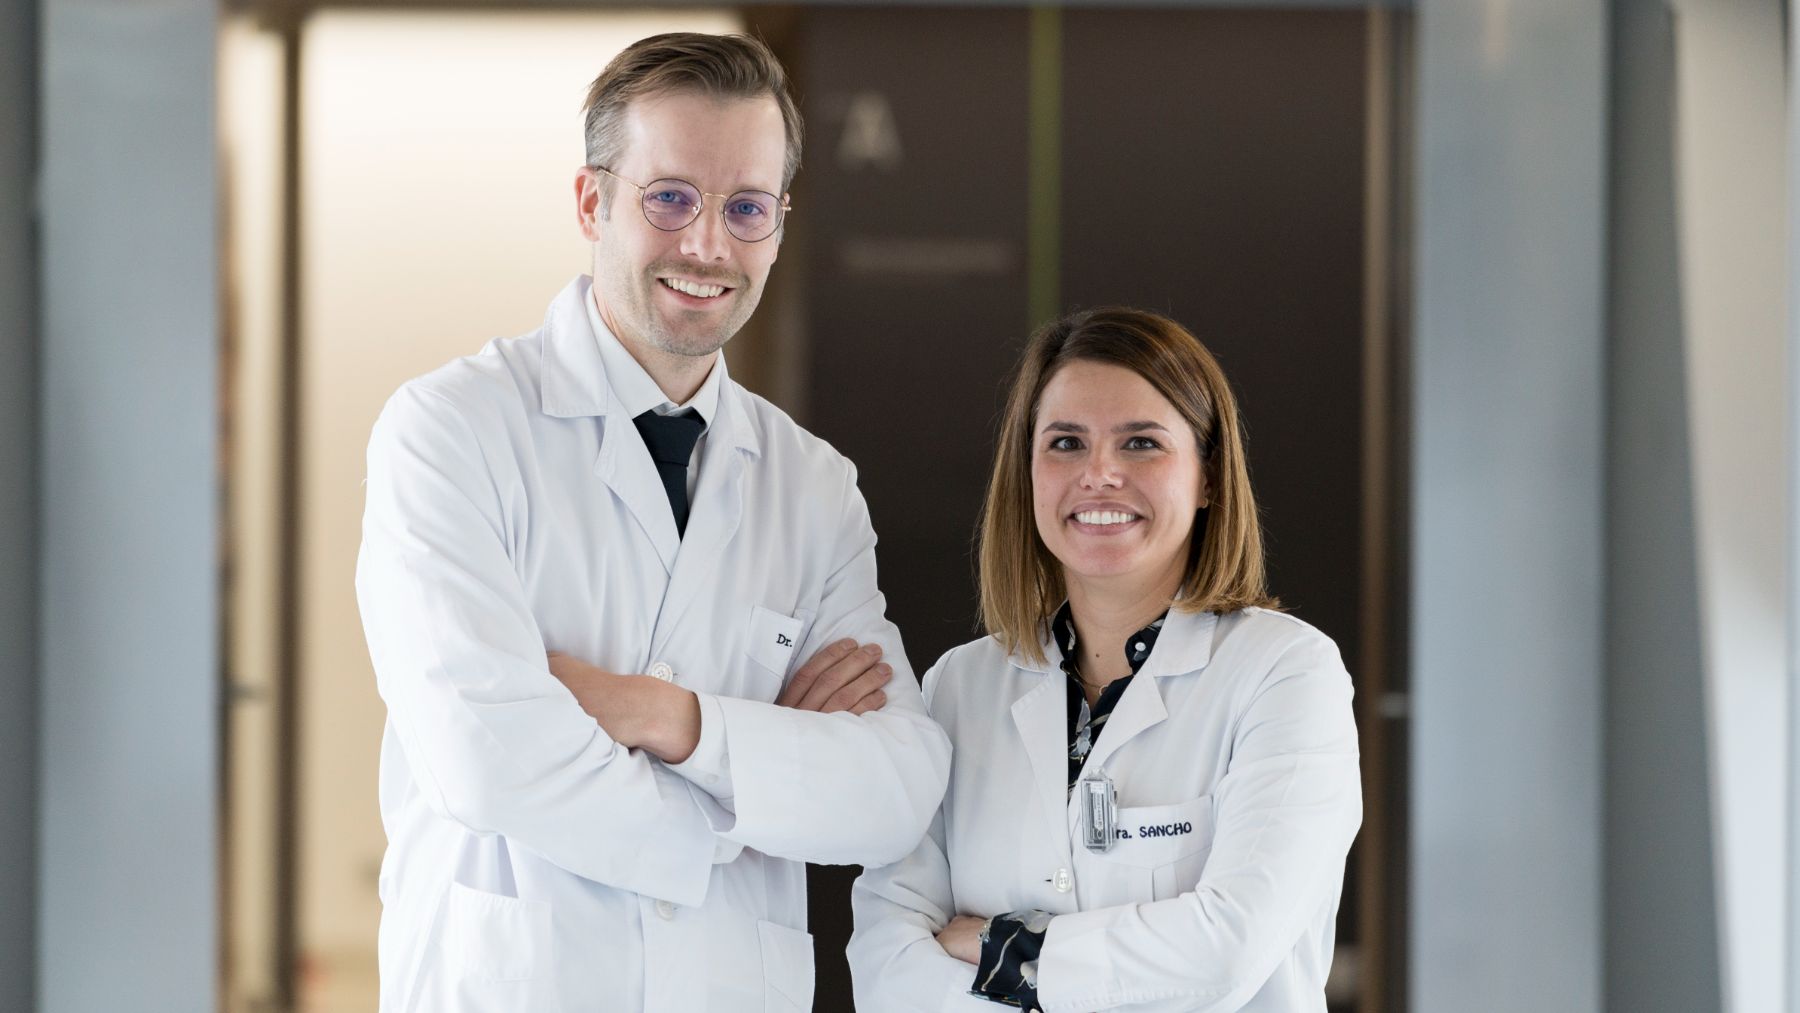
[
  {"xmin": 774, "ymin": 638, "xmax": 893, "ymax": 714},
  {"xmin": 936, "ymin": 914, "xmax": 988, "ymax": 964},
  {"xmin": 546, "ymin": 651, "xmax": 701, "ymax": 764}
]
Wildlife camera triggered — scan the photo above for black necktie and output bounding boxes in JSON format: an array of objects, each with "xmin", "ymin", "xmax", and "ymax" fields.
[{"xmin": 632, "ymin": 408, "xmax": 705, "ymax": 537}]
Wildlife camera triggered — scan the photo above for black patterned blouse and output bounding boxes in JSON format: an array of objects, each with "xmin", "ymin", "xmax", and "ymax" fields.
[{"xmin": 967, "ymin": 604, "xmax": 1168, "ymax": 1009}]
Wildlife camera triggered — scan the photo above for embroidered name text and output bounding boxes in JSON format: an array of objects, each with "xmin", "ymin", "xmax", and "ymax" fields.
[{"xmin": 1137, "ymin": 822, "xmax": 1194, "ymax": 838}]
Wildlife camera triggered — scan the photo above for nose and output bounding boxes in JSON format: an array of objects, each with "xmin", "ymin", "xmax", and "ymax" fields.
[
  {"xmin": 678, "ymin": 202, "xmax": 733, "ymax": 262},
  {"xmin": 1079, "ymin": 445, "xmax": 1122, "ymax": 489}
]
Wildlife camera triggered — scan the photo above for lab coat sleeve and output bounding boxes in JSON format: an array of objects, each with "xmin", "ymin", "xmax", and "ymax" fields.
[
  {"xmin": 695, "ymin": 462, "xmax": 953, "ymax": 866},
  {"xmin": 667, "ymin": 694, "xmax": 735, "ymax": 803},
  {"xmin": 846, "ymin": 663, "xmax": 997, "ymax": 1013},
  {"xmin": 356, "ymin": 383, "xmax": 719, "ymax": 906},
  {"xmin": 848, "ymin": 809, "xmax": 999, "ymax": 1013},
  {"xmin": 1035, "ymin": 633, "xmax": 1363, "ymax": 1012}
]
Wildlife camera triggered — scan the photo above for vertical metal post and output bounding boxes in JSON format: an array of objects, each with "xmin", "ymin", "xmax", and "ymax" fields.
[
  {"xmin": 1357, "ymin": 5, "xmax": 1404, "ymax": 1010},
  {"xmin": 0, "ymin": 0, "xmax": 38, "ymax": 1003},
  {"xmin": 274, "ymin": 6, "xmax": 305, "ymax": 1008},
  {"xmin": 1787, "ymin": 0, "xmax": 1800, "ymax": 1005},
  {"xmin": 1026, "ymin": 5, "xmax": 1061, "ymax": 330}
]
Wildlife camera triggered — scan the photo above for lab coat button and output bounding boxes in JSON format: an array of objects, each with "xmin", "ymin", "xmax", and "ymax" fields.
[
  {"xmin": 649, "ymin": 662, "xmax": 674, "ymax": 682},
  {"xmin": 656, "ymin": 899, "xmax": 676, "ymax": 919},
  {"xmin": 1053, "ymin": 867, "xmax": 1072, "ymax": 893}
]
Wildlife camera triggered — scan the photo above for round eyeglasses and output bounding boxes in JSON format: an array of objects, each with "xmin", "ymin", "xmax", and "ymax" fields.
[{"xmin": 592, "ymin": 166, "xmax": 792, "ymax": 244}]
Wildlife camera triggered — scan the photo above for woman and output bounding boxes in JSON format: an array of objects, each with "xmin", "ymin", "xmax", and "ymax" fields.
[{"xmin": 848, "ymin": 308, "xmax": 1361, "ymax": 1012}]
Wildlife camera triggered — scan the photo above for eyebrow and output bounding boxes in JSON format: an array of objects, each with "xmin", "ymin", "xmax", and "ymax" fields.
[{"xmin": 1040, "ymin": 420, "xmax": 1172, "ymax": 434}]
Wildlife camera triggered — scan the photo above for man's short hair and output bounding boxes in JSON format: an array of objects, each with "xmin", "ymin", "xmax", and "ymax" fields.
[{"xmin": 582, "ymin": 32, "xmax": 804, "ymax": 205}]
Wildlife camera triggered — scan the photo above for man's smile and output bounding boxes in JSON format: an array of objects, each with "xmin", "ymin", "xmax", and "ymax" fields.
[{"xmin": 659, "ymin": 276, "xmax": 732, "ymax": 299}]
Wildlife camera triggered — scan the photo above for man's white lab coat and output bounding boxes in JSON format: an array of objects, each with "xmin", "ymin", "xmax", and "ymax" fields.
[{"xmin": 357, "ymin": 277, "xmax": 952, "ymax": 1013}]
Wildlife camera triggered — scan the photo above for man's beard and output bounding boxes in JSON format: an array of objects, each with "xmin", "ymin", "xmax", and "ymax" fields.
[{"xmin": 610, "ymin": 262, "xmax": 757, "ymax": 358}]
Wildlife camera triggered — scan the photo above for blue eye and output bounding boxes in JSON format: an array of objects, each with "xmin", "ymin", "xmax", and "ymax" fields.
[
  {"xmin": 1125, "ymin": 436, "xmax": 1162, "ymax": 450},
  {"xmin": 729, "ymin": 201, "xmax": 767, "ymax": 218},
  {"xmin": 1048, "ymin": 436, "xmax": 1082, "ymax": 451}
]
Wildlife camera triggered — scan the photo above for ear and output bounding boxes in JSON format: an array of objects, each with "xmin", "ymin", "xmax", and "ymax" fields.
[
  {"xmin": 574, "ymin": 167, "xmax": 604, "ymax": 242},
  {"xmin": 1196, "ymin": 457, "xmax": 1213, "ymax": 510}
]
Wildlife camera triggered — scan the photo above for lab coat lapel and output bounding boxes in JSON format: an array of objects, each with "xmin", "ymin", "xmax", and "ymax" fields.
[
  {"xmin": 593, "ymin": 416, "xmax": 681, "ymax": 574},
  {"xmin": 1012, "ymin": 642, "xmax": 1075, "ymax": 853},
  {"xmin": 1082, "ymin": 670, "xmax": 1169, "ymax": 775},
  {"xmin": 1082, "ymin": 609, "xmax": 1217, "ymax": 773},
  {"xmin": 537, "ymin": 277, "xmax": 680, "ymax": 573},
  {"xmin": 649, "ymin": 380, "xmax": 759, "ymax": 658}
]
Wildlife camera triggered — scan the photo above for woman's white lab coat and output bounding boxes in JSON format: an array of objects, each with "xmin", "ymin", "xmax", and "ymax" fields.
[
  {"xmin": 848, "ymin": 607, "xmax": 1361, "ymax": 1012},
  {"xmin": 356, "ymin": 277, "xmax": 950, "ymax": 1013}
]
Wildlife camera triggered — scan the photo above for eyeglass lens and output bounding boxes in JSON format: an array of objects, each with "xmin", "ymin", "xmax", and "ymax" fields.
[{"xmin": 639, "ymin": 179, "xmax": 782, "ymax": 242}]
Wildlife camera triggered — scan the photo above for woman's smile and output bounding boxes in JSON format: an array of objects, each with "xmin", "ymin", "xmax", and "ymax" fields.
[{"xmin": 1032, "ymin": 360, "xmax": 1207, "ymax": 591}]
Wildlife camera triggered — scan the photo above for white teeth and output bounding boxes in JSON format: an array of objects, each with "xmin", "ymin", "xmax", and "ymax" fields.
[
  {"xmin": 1074, "ymin": 510, "xmax": 1137, "ymax": 526},
  {"xmin": 662, "ymin": 278, "xmax": 726, "ymax": 298}
]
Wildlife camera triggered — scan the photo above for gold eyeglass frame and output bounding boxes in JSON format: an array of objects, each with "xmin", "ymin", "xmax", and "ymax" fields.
[{"xmin": 591, "ymin": 166, "xmax": 793, "ymax": 243}]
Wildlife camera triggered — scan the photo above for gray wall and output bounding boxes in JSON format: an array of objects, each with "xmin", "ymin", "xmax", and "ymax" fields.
[
  {"xmin": 1604, "ymin": 2, "xmax": 1721, "ymax": 1008},
  {"xmin": 1409, "ymin": 1, "xmax": 1607, "ymax": 1009},
  {"xmin": 1, "ymin": 0, "xmax": 39, "ymax": 1006},
  {"xmin": 38, "ymin": 2, "xmax": 219, "ymax": 1010}
]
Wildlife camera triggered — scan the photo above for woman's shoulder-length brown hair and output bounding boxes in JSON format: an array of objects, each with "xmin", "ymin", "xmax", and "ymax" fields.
[{"xmin": 977, "ymin": 306, "xmax": 1279, "ymax": 664}]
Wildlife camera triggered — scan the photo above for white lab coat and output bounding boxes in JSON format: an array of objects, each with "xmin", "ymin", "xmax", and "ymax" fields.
[
  {"xmin": 356, "ymin": 277, "xmax": 952, "ymax": 1013},
  {"xmin": 848, "ymin": 607, "xmax": 1361, "ymax": 1012}
]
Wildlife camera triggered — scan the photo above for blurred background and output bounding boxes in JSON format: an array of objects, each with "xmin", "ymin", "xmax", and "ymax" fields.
[{"xmin": 0, "ymin": 1, "xmax": 1792, "ymax": 1011}]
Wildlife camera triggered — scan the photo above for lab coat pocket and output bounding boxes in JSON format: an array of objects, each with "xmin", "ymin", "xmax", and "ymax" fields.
[
  {"xmin": 1109, "ymin": 795, "xmax": 1216, "ymax": 900},
  {"xmin": 757, "ymin": 919, "xmax": 816, "ymax": 1013},
  {"xmin": 746, "ymin": 606, "xmax": 808, "ymax": 677},
  {"xmin": 445, "ymin": 881, "xmax": 552, "ymax": 983}
]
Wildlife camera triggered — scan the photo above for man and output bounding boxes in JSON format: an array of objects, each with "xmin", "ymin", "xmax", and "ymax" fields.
[{"xmin": 356, "ymin": 33, "xmax": 951, "ymax": 1013}]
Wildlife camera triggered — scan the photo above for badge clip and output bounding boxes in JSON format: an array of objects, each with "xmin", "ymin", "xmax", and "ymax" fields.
[{"xmin": 1078, "ymin": 771, "xmax": 1116, "ymax": 854}]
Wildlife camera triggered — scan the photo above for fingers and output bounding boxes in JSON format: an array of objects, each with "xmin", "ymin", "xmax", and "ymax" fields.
[
  {"xmin": 795, "ymin": 642, "xmax": 885, "ymax": 712},
  {"xmin": 818, "ymin": 663, "xmax": 893, "ymax": 715},
  {"xmin": 777, "ymin": 639, "xmax": 895, "ymax": 713},
  {"xmin": 551, "ymin": 640, "xmax": 898, "ymax": 712},
  {"xmin": 776, "ymin": 638, "xmax": 860, "ymax": 707},
  {"xmin": 847, "ymin": 690, "xmax": 887, "ymax": 716}
]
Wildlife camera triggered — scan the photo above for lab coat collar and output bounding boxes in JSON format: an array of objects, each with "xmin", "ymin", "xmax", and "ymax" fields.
[
  {"xmin": 541, "ymin": 277, "xmax": 763, "ymax": 576},
  {"xmin": 1013, "ymin": 609, "xmax": 1221, "ymax": 792},
  {"xmin": 1012, "ymin": 605, "xmax": 1218, "ymax": 678},
  {"xmin": 583, "ymin": 283, "xmax": 724, "ymax": 429},
  {"xmin": 646, "ymin": 348, "xmax": 759, "ymax": 638},
  {"xmin": 1134, "ymin": 608, "xmax": 1218, "ymax": 678},
  {"xmin": 539, "ymin": 276, "xmax": 759, "ymax": 459},
  {"xmin": 540, "ymin": 276, "xmax": 614, "ymax": 419}
]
